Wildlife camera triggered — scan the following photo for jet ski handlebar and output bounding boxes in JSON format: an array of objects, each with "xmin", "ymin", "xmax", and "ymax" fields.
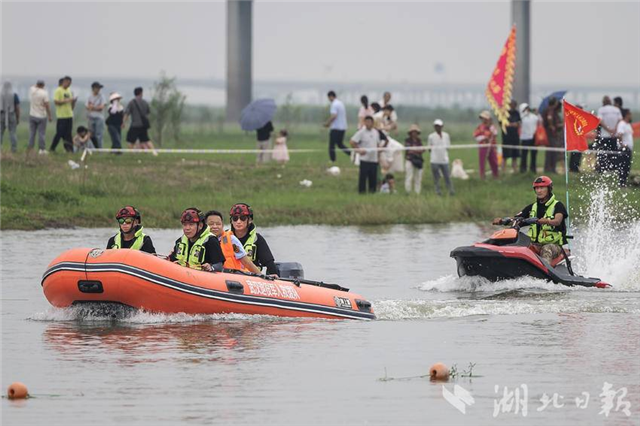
[{"xmin": 497, "ymin": 217, "xmax": 539, "ymax": 229}]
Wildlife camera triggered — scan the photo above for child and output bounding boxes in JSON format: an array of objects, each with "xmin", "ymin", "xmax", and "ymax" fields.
[
  {"xmin": 380, "ymin": 173, "xmax": 396, "ymax": 194},
  {"xmin": 272, "ymin": 129, "xmax": 290, "ymax": 165},
  {"xmin": 73, "ymin": 126, "xmax": 94, "ymax": 153}
]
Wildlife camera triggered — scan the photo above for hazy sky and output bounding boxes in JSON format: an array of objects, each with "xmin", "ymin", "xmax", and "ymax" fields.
[{"xmin": 2, "ymin": 1, "xmax": 639, "ymax": 87}]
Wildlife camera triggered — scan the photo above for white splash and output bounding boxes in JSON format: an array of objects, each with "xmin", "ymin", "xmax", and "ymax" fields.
[{"xmin": 573, "ymin": 187, "xmax": 640, "ymax": 291}]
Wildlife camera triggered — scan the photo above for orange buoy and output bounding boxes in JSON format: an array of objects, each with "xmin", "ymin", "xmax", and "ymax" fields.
[
  {"xmin": 7, "ymin": 382, "xmax": 29, "ymax": 399},
  {"xmin": 429, "ymin": 363, "xmax": 450, "ymax": 381}
]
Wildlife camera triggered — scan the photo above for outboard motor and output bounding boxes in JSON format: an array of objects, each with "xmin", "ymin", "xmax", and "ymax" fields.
[{"xmin": 275, "ymin": 262, "xmax": 304, "ymax": 279}]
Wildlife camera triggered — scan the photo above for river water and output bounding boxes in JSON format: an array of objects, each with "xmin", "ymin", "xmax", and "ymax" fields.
[{"xmin": 2, "ymin": 222, "xmax": 639, "ymax": 425}]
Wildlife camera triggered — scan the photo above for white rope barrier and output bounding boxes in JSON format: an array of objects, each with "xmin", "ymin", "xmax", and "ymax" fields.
[{"xmin": 87, "ymin": 144, "xmax": 625, "ymax": 156}]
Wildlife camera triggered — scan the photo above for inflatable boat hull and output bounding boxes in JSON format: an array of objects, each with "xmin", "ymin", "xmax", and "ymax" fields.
[{"xmin": 42, "ymin": 248, "xmax": 376, "ymax": 320}]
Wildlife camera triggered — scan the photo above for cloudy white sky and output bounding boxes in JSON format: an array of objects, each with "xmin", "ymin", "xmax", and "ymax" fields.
[{"xmin": 1, "ymin": 1, "xmax": 639, "ymax": 87}]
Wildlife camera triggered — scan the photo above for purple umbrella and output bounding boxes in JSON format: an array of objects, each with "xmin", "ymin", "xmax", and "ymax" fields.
[{"xmin": 239, "ymin": 99, "xmax": 277, "ymax": 131}]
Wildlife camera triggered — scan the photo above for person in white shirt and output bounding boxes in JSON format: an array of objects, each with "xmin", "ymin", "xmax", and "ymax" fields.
[
  {"xmin": 379, "ymin": 91, "xmax": 398, "ymax": 122},
  {"xmin": 519, "ymin": 103, "xmax": 539, "ymax": 173},
  {"xmin": 350, "ymin": 116, "xmax": 386, "ymax": 193},
  {"xmin": 596, "ymin": 96, "xmax": 623, "ymax": 172},
  {"xmin": 615, "ymin": 109, "xmax": 634, "ymax": 186},
  {"xmin": 28, "ymin": 80, "xmax": 52, "ymax": 154},
  {"xmin": 427, "ymin": 119, "xmax": 454, "ymax": 196},
  {"xmin": 323, "ymin": 91, "xmax": 349, "ymax": 163}
]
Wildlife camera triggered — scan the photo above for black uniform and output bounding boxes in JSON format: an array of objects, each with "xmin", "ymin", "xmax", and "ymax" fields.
[
  {"xmin": 235, "ymin": 223, "xmax": 277, "ymax": 275},
  {"xmin": 168, "ymin": 227, "xmax": 225, "ymax": 268},
  {"xmin": 106, "ymin": 229, "xmax": 156, "ymax": 254}
]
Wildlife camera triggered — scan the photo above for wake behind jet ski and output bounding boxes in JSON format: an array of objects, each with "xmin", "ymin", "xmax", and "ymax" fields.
[{"xmin": 450, "ymin": 176, "xmax": 611, "ymax": 288}]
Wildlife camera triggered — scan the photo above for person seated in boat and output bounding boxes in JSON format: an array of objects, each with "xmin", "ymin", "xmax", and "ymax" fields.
[
  {"xmin": 107, "ymin": 206, "xmax": 156, "ymax": 254},
  {"xmin": 492, "ymin": 176, "xmax": 568, "ymax": 263},
  {"xmin": 168, "ymin": 207, "xmax": 225, "ymax": 272},
  {"xmin": 229, "ymin": 203, "xmax": 278, "ymax": 276},
  {"xmin": 204, "ymin": 210, "xmax": 261, "ymax": 274}
]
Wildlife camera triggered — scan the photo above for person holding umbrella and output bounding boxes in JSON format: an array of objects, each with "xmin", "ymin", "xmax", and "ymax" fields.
[{"xmin": 239, "ymin": 98, "xmax": 277, "ymax": 164}]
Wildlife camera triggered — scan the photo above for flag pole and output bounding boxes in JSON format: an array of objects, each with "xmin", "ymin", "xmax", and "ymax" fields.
[{"xmin": 563, "ymin": 99, "xmax": 571, "ymax": 238}]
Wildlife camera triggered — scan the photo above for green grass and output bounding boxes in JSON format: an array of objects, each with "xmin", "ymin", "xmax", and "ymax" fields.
[{"xmin": 1, "ymin": 123, "xmax": 638, "ymax": 230}]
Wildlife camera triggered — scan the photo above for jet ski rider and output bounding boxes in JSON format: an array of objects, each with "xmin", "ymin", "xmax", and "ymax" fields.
[
  {"xmin": 492, "ymin": 176, "xmax": 568, "ymax": 263},
  {"xmin": 107, "ymin": 206, "xmax": 156, "ymax": 254}
]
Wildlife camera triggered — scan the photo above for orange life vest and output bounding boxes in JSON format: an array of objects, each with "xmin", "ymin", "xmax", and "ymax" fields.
[{"xmin": 220, "ymin": 230, "xmax": 245, "ymax": 270}]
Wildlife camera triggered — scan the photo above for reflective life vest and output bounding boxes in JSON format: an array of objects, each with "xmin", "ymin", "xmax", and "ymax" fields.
[
  {"xmin": 111, "ymin": 227, "xmax": 146, "ymax": 250},
  {"xmin": 528, "ymin": 195, "xmax": 563, "ymax": 245},
  {"xmin": 174, "ymin": 227, "xmax": 213, "ymax": 270},
  {"xmin": 240, "ymin": 226, "xmax": 258, "ymax": 262},
  {"xmin": 220, "ymin": 230, "xmax": 245, "ymax": 270}
]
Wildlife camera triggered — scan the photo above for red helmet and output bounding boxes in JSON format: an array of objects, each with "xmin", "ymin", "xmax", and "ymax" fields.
[
  {"xmin": 229, "ymin": 203, "xmax": 253, "ymax": 219},
  {"xmin": 180, "ymin": 208, "xmax": 202, "ymax": 224},
  {"xmin": 532, "ymin": 176, "xmax": 553, "ymax": 188},
  {"xmin": 116, "ymin": 206, "xmax": 138, "ymax": 220}
]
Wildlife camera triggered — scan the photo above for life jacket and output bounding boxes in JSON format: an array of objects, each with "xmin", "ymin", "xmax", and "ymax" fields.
[
  {"xmin": 528, "ymin": 195, "xmax": 563, "ymax": 245},
  {"xmin": 174, "ymin": 227, "xmax": 213, "ymax": 270},
  {"xmin": 220, "ymin": 230, "xmax": 245, "ymax": 270},
  {"xmin": 111, "ymin": 226, "xmax": 146, "ymax": 250},
  {"xmin": 239, "ymin": 225, "xmax": 258, "ymax": 262}
]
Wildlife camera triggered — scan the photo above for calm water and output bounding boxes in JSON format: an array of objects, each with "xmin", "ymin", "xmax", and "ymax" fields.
[{"xmin": 2, "ymin": 224, "xmax": 639, "ymax": 425}]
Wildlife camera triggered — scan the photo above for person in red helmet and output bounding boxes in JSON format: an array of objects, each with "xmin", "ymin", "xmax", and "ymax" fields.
[
  {"xmin": 168, "ymin": 207, "xmax": 225, "ymax": 271},
  {"xmin": 493, "ymin": 176, "xmax": 568, "ymax": 262},
  {"xmin": 107, "ymin": 206, "xmax": 156, "ymax": 254},
  {"xmin": 229, "ymin": 203, "xmax": 278, "ymax": 275}
]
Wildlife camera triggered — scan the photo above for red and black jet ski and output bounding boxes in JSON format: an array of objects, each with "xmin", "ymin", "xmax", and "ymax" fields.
[{"xmin": 450, "ymin": 217, "xmax": 611, "ymax": 288}]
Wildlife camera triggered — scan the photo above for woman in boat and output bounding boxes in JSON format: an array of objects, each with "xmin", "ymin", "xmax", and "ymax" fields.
[
  {"xmin": 229, "ymin": 203, "xmax": 278, "ymax": 276},
  {"xmin": 204, "ymin": 210, "xmax": 261, "ymax": 274}
]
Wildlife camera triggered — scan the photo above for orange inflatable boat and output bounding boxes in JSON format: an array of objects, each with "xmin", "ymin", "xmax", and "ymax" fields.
[{"xmin": 42, "ymin": 248, "xmax": 376, "ymax": 320}]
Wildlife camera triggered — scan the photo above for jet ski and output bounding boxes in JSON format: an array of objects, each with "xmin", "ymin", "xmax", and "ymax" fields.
[{"xmin": 450, "ymin": 217, "xmax": 611, "ymax": 288}]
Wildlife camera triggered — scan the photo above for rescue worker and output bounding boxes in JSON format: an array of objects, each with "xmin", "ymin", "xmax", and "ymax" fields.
[
  {"xmin": 107, "ymin": 206, "xmax": 156, "ymax": 254},
  {"xmin": 493, "ymin": 176, "xmax": 568, "ymax": 263},
  {"xmin": 168, "ymin": 207, "xmax": 225, "ymax": 272},
  {"xmin": 229, "ymin": 203, "xmax": 278, "ymax": 275},
  {"xmin": 204, "ymin": 210, "xmax": 261, "ymax": 273}
]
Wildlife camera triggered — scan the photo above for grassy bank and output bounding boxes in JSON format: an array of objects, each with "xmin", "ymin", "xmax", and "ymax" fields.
[{"xmin": 1, "ymin": 125, "xmax": 638, "ymax": 230}]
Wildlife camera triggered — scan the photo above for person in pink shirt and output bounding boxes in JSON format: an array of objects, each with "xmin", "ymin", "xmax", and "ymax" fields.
[{"xmin": 474, "ymin": 111, "xmax": 499, "ymax": 179}]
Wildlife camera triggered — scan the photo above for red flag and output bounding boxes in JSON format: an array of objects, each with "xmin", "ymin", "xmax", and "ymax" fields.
[
  {"xmin": 485, "ymin": 25, "xmax": 517, "ymax": 132},
  {"xmin": 563, "ymin": 100, "xmax": 600, "ymax": 152}
]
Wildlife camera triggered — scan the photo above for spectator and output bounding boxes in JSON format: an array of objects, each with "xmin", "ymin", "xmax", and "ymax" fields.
[
  {"xmin": 123, "ymin": 87, "xmax": 157, "ymax": 154},
  {"xmin": 613, "ymin": 96, "xmax": 623, "ymax": 113},
  {"xmin": 519, "ymin": 103, "xmax": 539, "ymax": 173},
  {"xmin": 255, "ymin": 121, "xmax": 274, "ymax": 164},
  {"xmin": 381, "ymin": 105, "xmax": 398, "ymax": 135},
  {"xmin": 428, "ymin": 119, "xmax": 454, "ymax": 196},
  {"xmin": 542, "ymin": 97, "xmax": 562, "ymax": 174},
  {"xmin": 50, "ymin": 76, "xmax": 76, "ymax": 152},
  {"xmin": 474, "ymin": 111, "xmax": 499, "ymax": 179},
  {"xmin": 379, "ymin": 91, "xmax": 398, "ymax": 122},
  {"xmin": 1, "ymin": 81, "xmax": 21, "ymax": 153},
  {"xmin": 323, "ymin": 90, "xmax": 349, "ymax": 162},
  {"xmin": 350, "ymin": 116, "xmax": 385, "ymax": 194},
  {"xmin": 27, "ymin": 80, "xmax": 52, "ymax": 155},
  {"xmin": 272, "ymin": 129, "xmax": 289, "ymax": 165},
  {"xmin": 371, "ymin": 102, "xmax": 384, "ymax": 129},
  {"xmin": 106, "ymin": 93, "xmax": 124, "ymax": 153},
  {"xmin": 73, "ymin": 126, "xmax": 94, "ymax": 152},
  {"xmin": 380, "ymin": 173, "xmax": 396, "ymax": 194},
  {"xmin": 616, "ymin": 109, "xmax": 634, "ymax": 187},
  {"xmin": 357, "ymin": 95, "xmax": 374, "ymax": 129},
  {"xmin": 404, "ymin": 124, "xmax": 424, "ymax": 194},
  {"xmin": 86, "ymin": 82, "xmax": 106, "ymax": 149},
  {"xmin": 501, "ymin": 99, "xmax": 521, "ymax": 173},
  {"xmin": 595, "ymin": 96, "xmax": 623, "ymax": 173}
]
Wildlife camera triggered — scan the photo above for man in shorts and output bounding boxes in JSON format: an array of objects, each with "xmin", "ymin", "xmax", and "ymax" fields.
[{"xmin": 123, "ymin": 87, "xmax": 157, "ymax": 154}]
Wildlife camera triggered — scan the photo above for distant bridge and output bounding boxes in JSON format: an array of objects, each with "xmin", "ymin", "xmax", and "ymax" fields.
[{"xmin": 6, "ymin": 75, "xmax": 640, "ymax": 110}]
